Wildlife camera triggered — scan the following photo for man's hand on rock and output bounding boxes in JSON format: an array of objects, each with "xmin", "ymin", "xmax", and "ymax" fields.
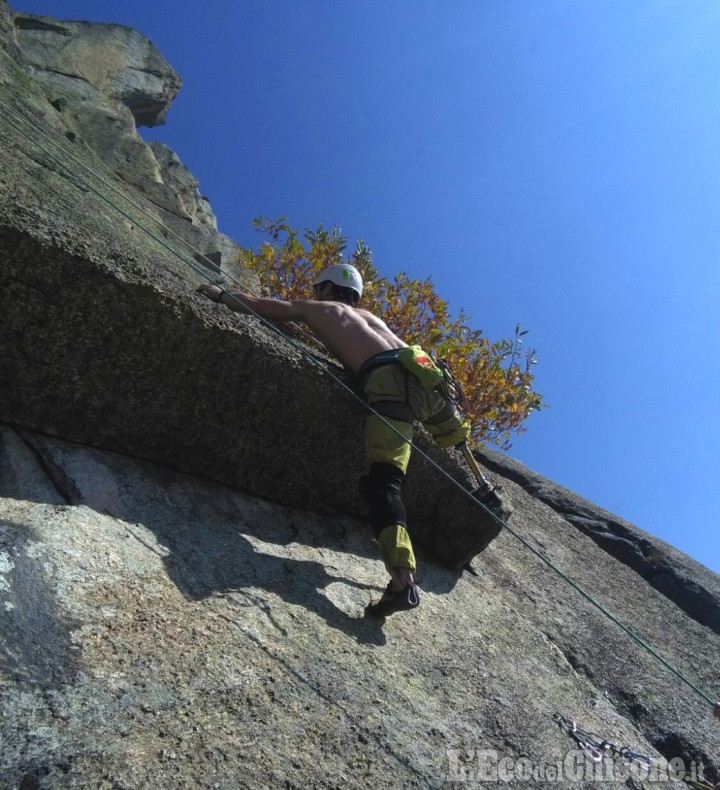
[{"xmin": 197, "ymin": 283, "xmax": 223, "ymax": 303}]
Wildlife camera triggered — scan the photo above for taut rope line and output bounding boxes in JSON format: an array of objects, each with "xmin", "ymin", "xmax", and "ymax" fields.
[{"xmin": 0, "ymin": 97, "xmax": 716, "ymax": 714}]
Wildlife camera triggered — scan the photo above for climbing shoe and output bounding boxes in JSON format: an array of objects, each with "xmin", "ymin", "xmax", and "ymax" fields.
[
  {"xmin": 366, "ymin": 581, "xmax": 420, "ymax": 618},
  {"xmin": 473, "ymin": 486, "xmax": 513, "ymax": 521}
]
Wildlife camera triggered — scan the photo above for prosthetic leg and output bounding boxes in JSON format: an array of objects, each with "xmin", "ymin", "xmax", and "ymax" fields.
[{"xmin": 458, "ymin": 442, "xmax": 512, "ymax": 521}]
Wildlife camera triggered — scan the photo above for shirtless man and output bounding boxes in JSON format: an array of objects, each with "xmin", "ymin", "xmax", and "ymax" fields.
[
  {"xmin": 197, "ymin": 263, "xmax": 502, "ymax": 616},
  {"xmin": 200, "ymin": 273, "xmax": 406, "ymax": 377}
]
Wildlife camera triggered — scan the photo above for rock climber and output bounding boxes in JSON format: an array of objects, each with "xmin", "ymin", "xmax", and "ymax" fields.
[{"xmin": 197, "ymin": 264, "xmax": 506, "ymax": 617}]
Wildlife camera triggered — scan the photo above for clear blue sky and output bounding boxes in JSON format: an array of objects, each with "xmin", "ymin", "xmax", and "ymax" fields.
[{"xmin": 14, "ymin": 2, "xmax": 719, "ymax": 575}]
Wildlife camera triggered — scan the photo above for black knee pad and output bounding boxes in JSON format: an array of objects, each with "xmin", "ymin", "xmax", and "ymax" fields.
[{"xmin": 359, "ymin": 462, "xmax": 407, "ymax": 537}]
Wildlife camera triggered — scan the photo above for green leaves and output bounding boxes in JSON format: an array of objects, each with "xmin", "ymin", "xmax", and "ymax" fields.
[{"xmin": 240, "ymin": 217, "xmax": 545, "ymax": 449}]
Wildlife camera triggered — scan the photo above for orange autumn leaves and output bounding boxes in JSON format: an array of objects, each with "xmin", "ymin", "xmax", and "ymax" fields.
[{"xmin": 240, "ymin": 217, "xmax": 544, "ymax": 449}]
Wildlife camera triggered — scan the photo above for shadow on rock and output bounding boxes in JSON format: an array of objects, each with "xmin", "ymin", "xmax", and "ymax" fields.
[
  {"xmin": 0, "ymin": 518, "xmax": 81, "ymax": 689},
  {"xmin": 154, "ymin": 518, "xmax": 388, "ymax": 645},
  {"xmin": 1, "ymin": 426, "xmax": 471, "ymax": 645}
]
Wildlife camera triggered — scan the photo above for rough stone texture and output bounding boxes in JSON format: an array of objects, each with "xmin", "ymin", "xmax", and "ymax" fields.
[
  {"xmin": 0, "ymin": 0, "xmax": 19, "ymax": 60},
  {"xmin": 12, "ymin": 9, "xmax": 181, "ymax": 127},
  {"xmin": 148, "ymin": 141, "xmax": 217, "ymax": 230},
  {"xmin": 477, "ymin": 446, "xmax": 720, "ymax": 636},
  {"xmin": 1, "ymin": 426, "xmax": 718, "ymax": 790},
  {"xmin": 0, "ymin": 5, "xmax": 719, "ymax": 789},
  {"xmin": 0, "ymin": 1, "xmax": 497, "ymax": 567},
  {"xmin": 4, "ymin": 3, "xmax": 244, "ymax": 275}
]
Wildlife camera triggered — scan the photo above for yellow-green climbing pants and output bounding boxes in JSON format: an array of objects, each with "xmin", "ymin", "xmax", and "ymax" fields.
[
  {"xmin": 359, "ymin": 360, "xmax": 471, "ymax": 574},
  {"xmin": 362, "ymin": 363, "xmax": 471, "ymax": 474},
  {"xmin": 376, "ymin": 524, "xmax": 416, "ymax": 576}
]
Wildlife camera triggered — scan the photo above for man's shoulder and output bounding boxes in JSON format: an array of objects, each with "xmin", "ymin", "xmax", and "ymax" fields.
[
  {"xmin": 287, "ymin": 298, "xmax": 352, "ymax": 324},
  {"xmin": 355, "ymin": 307, "xmax": 387, "ymax": 323},
  {"xmin": 357, "ymin": 307, "xmax": 391, "ymax": 327},
  {"xmin": 287, "ymin": 297, "xmax": 333, "ymax": 313},
  {"xmin": 294, "ymin": 298, "xmax": 348, "ymax": 312}
]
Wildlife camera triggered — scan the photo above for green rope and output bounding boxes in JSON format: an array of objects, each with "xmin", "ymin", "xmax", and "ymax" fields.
[{"xmin": 0, "ymin": 97, "xmax": 716, "ymax": 712}]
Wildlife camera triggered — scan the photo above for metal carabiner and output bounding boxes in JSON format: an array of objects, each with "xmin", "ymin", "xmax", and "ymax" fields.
[
  {"xmin": 618, "ymin": 746, "xmax": 653, "ymax": 768},
  {"xmin": 554, "ymin": 713, "xmax": 606, "ymax": 763},
  {"xmin": 580, "ymin": 741, "xmax": 606, "ymax": 763}
]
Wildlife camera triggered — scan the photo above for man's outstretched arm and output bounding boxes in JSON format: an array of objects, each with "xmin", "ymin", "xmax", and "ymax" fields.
[{"xmin": 197, "ymin": 283, "xmax": 302, "ymax": 322}]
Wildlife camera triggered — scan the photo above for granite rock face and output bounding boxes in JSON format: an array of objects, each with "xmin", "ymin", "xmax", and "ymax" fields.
[
  {"xmin": 0, "ymin": 1, "xmax": 499, "ymax": 570},
  {"xmin": 4, "ymin": 3, "xmax": 244, "ymax": 275},
  {"xmin": 12, "ymin": 10, "xmax": 181, "ymax": 126},
  {"xmin": 1, "ymin": 426, "xmax": 718, "ymax": 789},
  {"xmin": 0, "ymin": 4, "xmax": 719, "ymax": 789}
]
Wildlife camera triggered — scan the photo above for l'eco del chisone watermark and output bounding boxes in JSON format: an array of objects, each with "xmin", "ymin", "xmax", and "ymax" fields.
[{"xmin": 446, "ymin": 748, "xmax": 714, "ymax": 786}]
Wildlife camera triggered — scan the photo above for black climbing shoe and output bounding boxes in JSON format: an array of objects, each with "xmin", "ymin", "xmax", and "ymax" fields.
[
  {"xmin": 473, "ymin": 486, "xmax": 513, "ymax": 521},
  {"xmin": 366, "ymin": 582, "xmax": 420, "ymax": 618}
]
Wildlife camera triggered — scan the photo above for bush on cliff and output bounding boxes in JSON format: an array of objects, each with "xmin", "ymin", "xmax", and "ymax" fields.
[{"xmin": 240, "ymin": 216, "xmax": 544, "ymax": 449}]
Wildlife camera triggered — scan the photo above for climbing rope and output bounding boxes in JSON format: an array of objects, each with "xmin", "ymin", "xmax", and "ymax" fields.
[
  {"xmin": 0, "ymin": 95, "xmax": 718, "ymax": 718},
  {"xmin": 0, "ymin": 97, "xmax": 222, "ymax": 287}
]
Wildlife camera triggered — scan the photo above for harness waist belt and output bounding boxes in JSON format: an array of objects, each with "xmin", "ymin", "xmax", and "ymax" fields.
[{"xmin": 357, "ymin": 348, "xmax": 404, "ymax": 386}]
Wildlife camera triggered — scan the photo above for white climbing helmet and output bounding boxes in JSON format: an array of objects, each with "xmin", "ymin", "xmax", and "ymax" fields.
[{"xmin": 313, "ymin": 264, "xmax": 363, "ymax": 300}]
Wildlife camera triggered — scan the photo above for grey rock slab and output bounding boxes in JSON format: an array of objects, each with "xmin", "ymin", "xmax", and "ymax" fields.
[
  {"xmin": 0, "ymin": 53, "xmax": 494, "ymax": 567},
  {"xmin": 0, "ymin": 427, "xmax": 718, "ymax": 789}
]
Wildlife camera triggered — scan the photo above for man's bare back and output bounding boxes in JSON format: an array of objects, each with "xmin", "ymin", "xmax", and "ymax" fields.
[
  {"xmin": 196, "ymin": 284, "xmax": 407, "ymax": 375},
  {"xmin": 289, "ymin": 300, "xmax": 407, "ymax": 374}
]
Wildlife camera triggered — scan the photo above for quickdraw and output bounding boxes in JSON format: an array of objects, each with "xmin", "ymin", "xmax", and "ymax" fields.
[
  {"xmin": 553, "ymin": 713, "xmax": 717, "ymax": 790},
  {"xmin": 437, "ymin": 358, "xmax": 466, "ymax": 408}
]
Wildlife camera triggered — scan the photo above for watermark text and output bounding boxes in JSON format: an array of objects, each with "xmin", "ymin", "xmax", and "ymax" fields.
[{"xmin": 447, "ymin": 748, "xmax": 707, "ymax": 784}]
